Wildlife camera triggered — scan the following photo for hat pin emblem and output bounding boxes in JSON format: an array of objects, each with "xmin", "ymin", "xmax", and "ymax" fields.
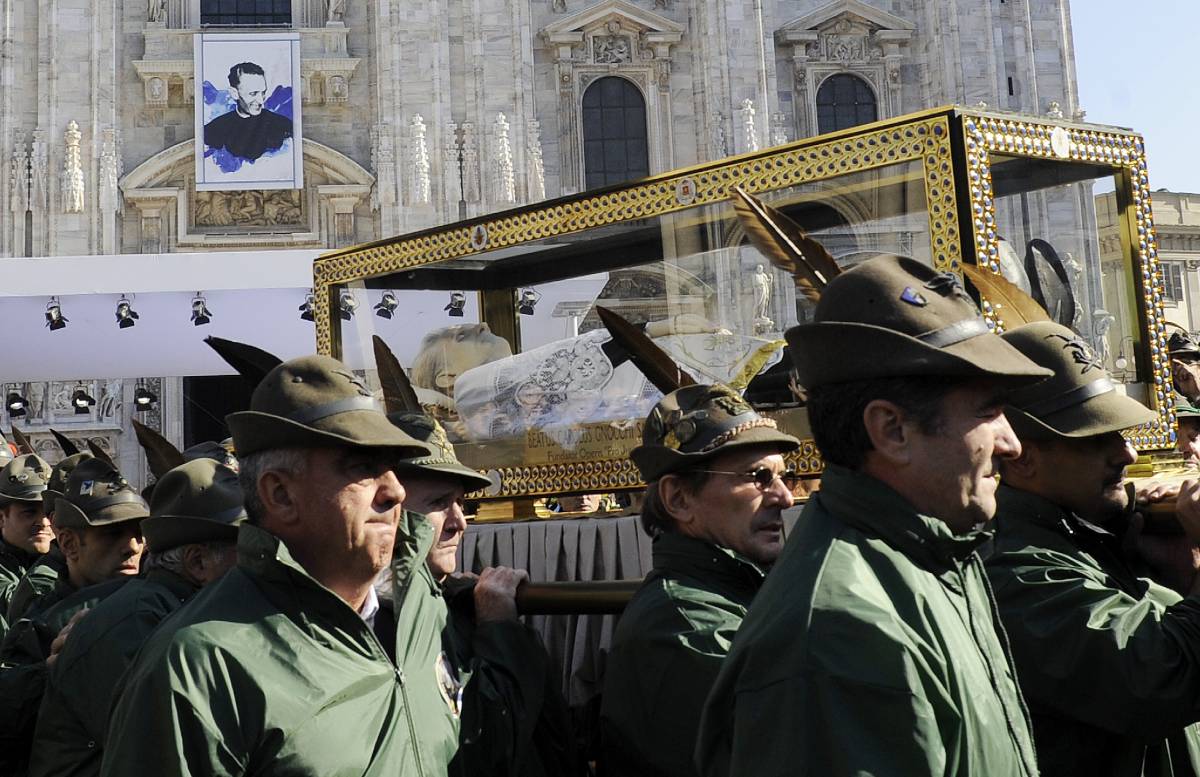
[{"xmin": 900, "ymin": 287, "xmax": 927, "ymax": 306}]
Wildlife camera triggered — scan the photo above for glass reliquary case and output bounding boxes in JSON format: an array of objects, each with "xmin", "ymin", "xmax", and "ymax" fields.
[{"xmin": 313, "ymin": 105, "xmax": 1173, "ymax": 509}]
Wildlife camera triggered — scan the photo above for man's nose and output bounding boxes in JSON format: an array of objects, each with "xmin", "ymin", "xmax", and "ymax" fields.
[
  {"xmin": 991, "ymin": 415, "xmax": 1023, "ymax": 460},
  {"xmin": 377, "ymin": 469, "xmax": 406, "ymax": 508}
]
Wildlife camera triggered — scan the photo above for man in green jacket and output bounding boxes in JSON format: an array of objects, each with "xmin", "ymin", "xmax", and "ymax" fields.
[
  {"xmin": 7, "ymin": 452, "xmax": 93, "ymax": 623},
  {"xmin": 101, "ymin": 354, "xmax": 439, "ymax": 777},
  {"xmin": 389, "ymin": 411, "xmax": 580, "ymax": 777},
  {"xmin": 0, "ymin": 455, "xmax": 149, "ymax": 776},
  {"xmin": 29, "ymin": 457, "xmax": 245, "ymax": 777},
  {"xmin": 984, "ymin": 320, "xmax": 1200, "ymax": 776},
  {"xmin": 698, "ymin": 255, "xmax": 1051, "ymax": 777},
  {"xmin": 0, "ymin": 455, "xmax": 54, "ymax": 618},
  {"xmin": 600, "ymin": 383, "xmax": 800, "ymax": 777}
]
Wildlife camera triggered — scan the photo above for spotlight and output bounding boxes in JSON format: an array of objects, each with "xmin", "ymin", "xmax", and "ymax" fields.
[
  {"xmin": 299, "ymin": 290, "xmax": 315, "ymax": 322},
  {"xmin": 6, "ymin": 392, "xmax": 28, "ymax": 419},
  {"xmin": 71, "ymin": 387, "xmax": 96, "ymax": 415},
  {"xmin": 374, "ymin": 291, "xmax": 398, "ymax": 319},
  {"xmin": 115, "ymin": 295, "xmax": 139, "ymax": 329},
  {"xmin": 133, "ymin": 385, "xmax": 157, "ymax": 411},
  {"xmin": 45, "ymin": 297, "xmax": 68, "ymax": 331},
  {"xmin": 339, "ymin": 290, "xmax": 359, "ymax": 322},
  {"xmin": 191, "ymin": 293, "xmax": 212, "ymax": 326},
  {"xmin": 517, "ymin": 288, "xmax": 541, "ymax": 316},
  {"xmin": 444, "ymin": 291, "xmax": 466, "ymax": 317}
]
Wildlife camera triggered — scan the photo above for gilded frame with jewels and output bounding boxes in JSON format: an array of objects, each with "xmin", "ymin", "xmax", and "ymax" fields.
[{"xmin": 312, "ymin": 105, "xmax": 1171, "ymax": 500}]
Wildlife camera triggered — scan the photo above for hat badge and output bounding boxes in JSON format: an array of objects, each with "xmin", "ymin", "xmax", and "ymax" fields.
[
  {"xmin": 923, "ymin": 271, "xmax": 973, "ymax": 303},
  {"xmin": 1046, "ymin": 332, "xmax": 1103, "ymax": 374},
  {"xmin": 900, "ymin": 287, "xmax": 927, "ymax": 307}
]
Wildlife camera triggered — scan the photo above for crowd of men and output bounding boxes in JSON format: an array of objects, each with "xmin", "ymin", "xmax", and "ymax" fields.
[{"xmin": 0, "ymin": 253, "xmax": 1199, "ymax": 776}]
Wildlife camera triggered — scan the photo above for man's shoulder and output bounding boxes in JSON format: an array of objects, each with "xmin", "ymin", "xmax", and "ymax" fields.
[
  {"xmin": 54, "ymin": 578, "xmax": 184, "ymax": 671},
  {"xmin": 614, "ymin": 574, "xmax": 744, "ymax": 648},
  {"xmin": 262, "ymin": 109, "xmax": 292, "ymax": 130}
]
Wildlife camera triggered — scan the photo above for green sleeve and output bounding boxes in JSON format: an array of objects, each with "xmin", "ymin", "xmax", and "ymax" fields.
[
  {"xmin": 603, "ymin": 607, "xmax": 739, "ymax": 777},
  {"xmin": 721, "ymin": 669, "xmax": 947, "ymax": 777},
  {"xmin": 0, "ymin": 662, "xmax": 47, "ymax": 774},
  {"xmin": 989, "ymin": 548, "xmax": 1200, "ymax": 737},
  {"xmin": 101, "ymin": 642, "xmax": 249, "ymax": 777}
]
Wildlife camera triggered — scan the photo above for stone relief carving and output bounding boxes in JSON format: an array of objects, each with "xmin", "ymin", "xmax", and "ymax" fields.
[
  {"xmin": 491, "ymin": 113, "xmax": 515, "ymax": 204},
  {"xmin": 492, "ymin": 114, "xmax": 517, "ymax": 203},
  {"xmin": 328, "ymin": 75, "xmax": 349, "ymax": 103},
  {"xmin": 526, "ymin": 119, "xmax": 546, "ymax": 203},
  {"xmin": 326, "ymin": 0, "xmax": 346, "ymax": 23},
  {"xmin": 194, "ymin": 190, "xmax": 304, "ymax": 227},
  {"xmin": 61, "ymin": 121, "xmax": 84, "ymax": 214},
  {"xmin": 99, "ymin": 128, "xmax": 123, "ymax": 215},
  {"xmin": 9, "ymin": 133, "xmax": 28, "ymax": 213},
  {"xmin": 461, "ymin": 122, "xmax": 480, "ymax": 203},
  {"xmin": 370, "ymin": 124, "xmax": 397, "ymax": 211},
  {"xmin": 770, "ymin": 112, "xmax": 789, "ymax": 147},
  {"xmin": 408, "ymin": 114, "xmax": 431, "ymax": 205},
  {"xmin": 30, "ymin": 130, "xmax": 48, "ymax": 210},
  {"xmin": 710, "ymin": 113, "xmax": 727, "ymax": 159},
  {"xmin": 442, "ymin": 122, "xmax": 462, "ymax": 206},
  {"xmin": 736, "ymin": 99, "xmax": 759, "ymax": 153},
  {"xmin": 594, "ymin": 35, "xmax": 632, "ymax": 64},
  {"xmin": 551, "ymin": 0, "xmax": 566, "ymax": 12},
  {"xmin": 1045, "ymin": 101, "xmax": 1064, "ymax": 119}
]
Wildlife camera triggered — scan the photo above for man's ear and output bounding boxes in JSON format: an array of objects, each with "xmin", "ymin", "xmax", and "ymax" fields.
[
  {"xmin": 862, "ymin": 399, "xmax": 912, "ymax": 466},
  {"xmin": 257, "ymin": 470, "xmax": 300, "ymax": 528},
  {"xmin": 658, "ymin": 475, "xmax": 696, "ymax": 527},
  {"xmin": 57, "ymin": 528, "xmax": 81, "ymax": 562}
]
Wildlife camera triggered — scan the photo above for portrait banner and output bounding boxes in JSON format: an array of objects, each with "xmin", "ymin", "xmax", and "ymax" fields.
[{"xmin": 194, "ymin": 33, "xmax": 303, "ymax": 191}]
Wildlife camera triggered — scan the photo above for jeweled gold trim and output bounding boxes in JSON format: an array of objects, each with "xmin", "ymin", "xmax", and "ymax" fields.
[{"xmin": 959, "ymin": 111, "xmax": 1173, "ymax": 450}]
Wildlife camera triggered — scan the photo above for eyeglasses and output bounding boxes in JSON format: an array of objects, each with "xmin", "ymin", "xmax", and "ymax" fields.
[{"xmin": 692, "ymin": 467, "xmax": 801, "ymax": 491}]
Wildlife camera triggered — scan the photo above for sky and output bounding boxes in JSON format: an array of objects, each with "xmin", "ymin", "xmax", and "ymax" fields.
[{"xmin": 1072, "ymin": 1, "xmax": 1199, "ymax": 193}]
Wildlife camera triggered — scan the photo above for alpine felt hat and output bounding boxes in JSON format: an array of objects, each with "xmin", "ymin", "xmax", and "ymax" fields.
[
  {"xmin": 1168, "ymin": 330, "xmax": 1200, "ymax": 360},
  {"xmin": 389, "ymin": 412, "xmax": 492, "ymax": 492},
  {"xmin": 53, "ymin": 457, "xmax": 149, "ymax": 530},
  {"xmin": 42, "ymin": 452, "xmax": 93, "ymax": 516},
  {"xmin": 227, "ymin": 354, "xmax": 434, "ymax": 458},
  {"xmin": 786, "ymin": 255, "xmax": 1053, "ymax": 388},
  {"xmin": 1175, "ymin": 393, "xmax": 1200, "ymax": 419},
  {"xmin": 0, "ymin": 454, "xmax": 52, "ymax": 506},
  {"xmin": 631, "ymin": 383, "xmax": 801, "ymax": 482},
  {"xmin": 141, "ymin": 459, "xmax": 246, "ymax": 553},
  {"xmin": 1001, "ymin": 321, "xmax": 1156, "ymax": 440}
]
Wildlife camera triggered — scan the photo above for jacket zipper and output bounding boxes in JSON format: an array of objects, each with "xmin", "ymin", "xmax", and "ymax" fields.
[{"xmin": 393, "ymin": 560, "xmax": 427, "ymax": 777}]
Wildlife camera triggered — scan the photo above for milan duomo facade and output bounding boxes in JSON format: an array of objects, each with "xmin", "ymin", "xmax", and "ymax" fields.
[{"xmin": 0, "ymin": 0, "xmax": 1079, "ymax": 482}]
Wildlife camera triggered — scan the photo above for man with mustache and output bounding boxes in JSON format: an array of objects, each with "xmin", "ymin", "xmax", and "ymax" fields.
[
  {"xmin": 601, "ymin": 382, "xmax": 800, "ymax": 777},
  {"xmin": 0, "ymin": 455, "xmax": 54, "ymax": 620},
  {"xmin": 7, "ymin": 452, "xmax": 93, "ymax": 624},
  {"xmin": 984, "ymin": 320, "xmax": 1200, "ymax": 776},
  {"xmin": 386, "ymin": 411, "xmax": 578, "ymax": 777},
  {"xmin": 698, "ymin": 256, "xmax": 1052, "ymax": 777}
]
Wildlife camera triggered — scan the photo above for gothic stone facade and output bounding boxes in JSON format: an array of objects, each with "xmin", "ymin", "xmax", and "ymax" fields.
[{"xmin": 0, "ymin": 0, "xmax": 1079, "ymax": 482}]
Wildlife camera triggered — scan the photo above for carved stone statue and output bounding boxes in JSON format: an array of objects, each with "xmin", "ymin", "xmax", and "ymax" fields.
[
  {"xmin": 326, "ymin": 0, "xmax": 346, "ymax": 23},
  {"xmin": 751, "ymin": 264, "xmax": 773, "ymax": 331},
  {"xmin": 148, "ymin": 0, "xmax": 166, "ymax": 23}
]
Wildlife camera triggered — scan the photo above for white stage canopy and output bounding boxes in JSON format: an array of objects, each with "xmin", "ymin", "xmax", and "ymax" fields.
[{"xmin": 0, "ymin": 249, "xmax": 321, "ymax": 381}]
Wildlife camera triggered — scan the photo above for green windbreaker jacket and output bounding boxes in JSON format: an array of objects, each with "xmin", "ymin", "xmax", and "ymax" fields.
[
  {"xmin": 696, "ymin": 465, "xmax": 1039, "ymax": 777},
  {"xmin": 6, "ymin": 545, "xmax": 65, "ymax": 623},
  {"xmin": 29, "ymin": 569, "xmax": 199, "ymax": 777},
  {"xmin": 984, "ymin": 485, "xmax": 1200, "ymax": 777},
  {"xmin": 600, "ymin": 532, "xmax": 765, "ymax": 777},
  {"xmin": 0, "ymin": 539, "xmax": 37, "ymax": 621},
  {"xmin": 100, "ymin": 522, "xmax": 453, "ymax": 777}
]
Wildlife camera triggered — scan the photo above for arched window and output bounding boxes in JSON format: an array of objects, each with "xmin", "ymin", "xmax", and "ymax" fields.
[
  {"xmin": 582, "ymin": 77, "xmax": 649, "ymax": 189},
  {"xmin": 201, "ymin": 0, "xmax": 291, "ymax": 26},
  {"xmin": 815, "ymin": 74, "xmax": 878, "ymax": 134}
]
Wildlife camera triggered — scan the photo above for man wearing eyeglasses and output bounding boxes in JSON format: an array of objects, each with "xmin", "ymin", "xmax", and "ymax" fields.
[
  {"xmin": 698, "ymin": 256, "xmax": 1053, "ymax": 777},
  {"xmin": 599, "ymin": 382, "xmax": 800, "ymax": 777}
]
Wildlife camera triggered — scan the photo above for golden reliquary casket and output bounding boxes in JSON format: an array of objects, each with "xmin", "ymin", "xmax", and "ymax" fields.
[{"xmin": 312, "ymin": 105, "xmax": 1179, "ymax": 520}]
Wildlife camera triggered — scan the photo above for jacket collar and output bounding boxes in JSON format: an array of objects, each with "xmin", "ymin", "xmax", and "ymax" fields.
[
  {"xmin": 817, "ymin": 464, "xmax": 992, "ymax": 569},
  {"xmin": 144, "ymin": 567, "xmax": 201, "ymax": 601},
  {"xmin": 0, "ymin": 538, "xmax": 37, "ymax": 569},
  {"xmin": 994, "ymin": 483, "xmax": 1117, "ymax": 540},
  {"xmin": 651, "ymin": 532, "xmax": 766, "ymax": 590}
]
